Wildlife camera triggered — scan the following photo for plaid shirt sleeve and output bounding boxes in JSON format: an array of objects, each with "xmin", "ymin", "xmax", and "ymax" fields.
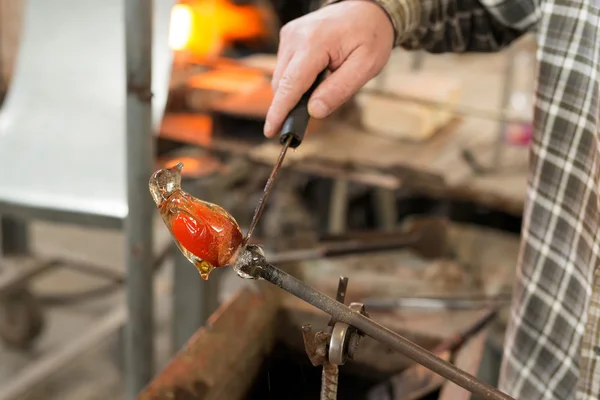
[{"xmin": 319, "ymin": 1, "xmax": 600, "ymax": 399}]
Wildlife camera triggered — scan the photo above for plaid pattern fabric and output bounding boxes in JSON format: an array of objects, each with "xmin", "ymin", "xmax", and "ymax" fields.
[
  {"xmin": 399, "ymin": 2, "xmax": 600, "ymax": 399},
  {"xmin": 318, "ymin": 0, "xmax": 600, "ymax": 398}
]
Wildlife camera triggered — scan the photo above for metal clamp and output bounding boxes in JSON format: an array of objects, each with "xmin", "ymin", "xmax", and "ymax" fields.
[
  {"xmin": 329, "ymin": 302, "xmax": 366, "ymax": 365},
  {"xmin": 301, "ymin": 277, "xmax": 367, "ymax": 399}
]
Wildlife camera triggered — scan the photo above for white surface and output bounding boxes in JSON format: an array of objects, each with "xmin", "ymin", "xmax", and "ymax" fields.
[{"xmin": 0, "ymin": 0, "xmax": 174, "ymax": 220}]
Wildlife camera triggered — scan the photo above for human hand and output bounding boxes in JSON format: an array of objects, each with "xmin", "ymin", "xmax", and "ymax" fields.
[{"xmin": 264, "ymin": 0, "xmax": 395, "ymax": 138}]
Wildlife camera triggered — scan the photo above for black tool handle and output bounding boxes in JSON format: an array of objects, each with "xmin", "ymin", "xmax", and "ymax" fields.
[{"xmin": 279, "ymin": 70, "xmax": 328, "ymax": 149}]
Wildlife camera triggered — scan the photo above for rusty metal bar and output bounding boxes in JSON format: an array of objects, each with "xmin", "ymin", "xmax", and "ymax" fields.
[
  {"xmin": 124, "ymin": 0, "xmax": 155, "ymax": 397},
  {"xmin": 321, "ymin": 364, "xmax": 339, "ymax": 400},
  {"xmin": 235, "ymin": 247, "xmax": 514, "ymax": 400}
]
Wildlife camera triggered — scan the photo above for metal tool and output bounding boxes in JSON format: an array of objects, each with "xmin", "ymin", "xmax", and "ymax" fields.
[
  {"xmin": 233, "ymin": 245, "xmax": 515, "ymax": 400},
  {"xmin": 301, "ymin": 276, "xmax": 367, "ymax": 399},
  {"xmin": 243, "ymin": 71, "xmax": 328, "ymax": 244},
  {"xmin": 363, "ymin": 293, "xmax": 512, "ymax": 311}
]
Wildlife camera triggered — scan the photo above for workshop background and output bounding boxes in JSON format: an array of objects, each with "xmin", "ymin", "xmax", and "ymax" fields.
[{"xmin": 0, "ymin": 0, "xmax": 534, "ymax": 399}]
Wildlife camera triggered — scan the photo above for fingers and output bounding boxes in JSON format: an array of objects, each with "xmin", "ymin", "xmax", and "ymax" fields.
[
  {"xmin": 264, "ymin": 50, "xmax": 328, "ymax": 138},
  {"xmin": 271, "ymin": 38, "xmax": 293, "ymax": 93},
  {"xmin": 308, "ymin": 47, "xmax": 378, "ymax": 119}
]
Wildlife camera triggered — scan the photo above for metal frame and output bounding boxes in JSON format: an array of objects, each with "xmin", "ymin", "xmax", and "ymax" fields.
[
  {"xmin": 124, "ymin": 0, "xmax": 156, "ymax": 396},
  {"xmin": 0, "ymin": 1, "xmax": 173, "ymax": 398},
  {"xmin": 170, "ymin": 172, "xmax": 223, "ymax": 352}
]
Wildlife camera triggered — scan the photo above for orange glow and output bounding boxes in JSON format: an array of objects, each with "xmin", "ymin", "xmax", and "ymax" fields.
[
  {"xmin": 165, "ymin": 157, "xmax": 200, "ymax": 171},
  {"xmin": 169, "ymin": 4, "xmax": 194, "ymax": 51},
  {"xmin": 168, "ymin": 0, "xmax": 269, "ymax": 59}
]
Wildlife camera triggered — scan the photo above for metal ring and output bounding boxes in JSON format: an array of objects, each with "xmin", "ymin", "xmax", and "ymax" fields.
[
  {"xmin": 328, "ymin": 321, "xmax": 350, "ymax": 366},
  {"xmin": 328, "ymin": 303, "xmax": 365, "ymax": 365}
]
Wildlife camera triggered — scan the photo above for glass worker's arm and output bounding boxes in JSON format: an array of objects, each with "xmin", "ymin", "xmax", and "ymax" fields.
[
  {"xmin": 324, "ymin": 0, "xmax": 531, "ymax": 52},
  {"xmin": 264, "ymin": 0, "xmax": 539, "ymax": 136}
]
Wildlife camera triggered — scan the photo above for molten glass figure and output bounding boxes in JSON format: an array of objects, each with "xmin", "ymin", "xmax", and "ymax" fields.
[{"xmin": 149, "ymin": 163, "xmax": 243, "ymax": 279}]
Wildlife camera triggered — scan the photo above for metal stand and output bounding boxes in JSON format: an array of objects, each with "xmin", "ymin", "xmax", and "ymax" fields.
[
  {"xmin": 327, "ymin": 179, "xmax": 349, "ymax": 234},
  {"xmin": 172, "ymin": 249, "xmax": 219, "ymax": 352},
  {"xmin": 124, "ymin": 0, "xmax": 155, "ymax": 396},
  {"xmin": 234, "ymin": 245, "xmax": 515, "ymax": 400},
  {"xmin": 0, "ymin": 1, "xmax": 173, "ymax": 397},
  {"xmin": 171, "ymin": 167, "xmax": 224, "ymax": 353},
  {"xmin": 301, "ymin": 277, "xmax": 367, "ymax": 400},
  {"xmin": 461, "ymin": 46, "xmax": 519, "ymax": 175},
  {"xmin": 0, "ymin": 217, "xmax": 45, "ymax": 350},
  {"xmin": 1, "ymin": 217, "xmax": 29, "ymax": 255},
  {"xmin": 491, "ymin": 46, "xmax": 517, "ymax": 170}
]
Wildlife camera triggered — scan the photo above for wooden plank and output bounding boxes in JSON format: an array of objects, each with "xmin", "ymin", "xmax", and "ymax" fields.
[
  {"xmin": 358, "ymin": 94, "xmax": 459, "ymax": 141},
  {"xmin": 160, "ymin": 113, "xmax": 214, "ymax": 146},
  {"xmin": 138, "ymin": 286, "xmax": 279, "ymax": 400},
  {"xmin": 170, "ymin": 46, "xmax": 529, "ymax": 215},
  {"xmin": 249, "ymin": 119, "xmax": 473, "ymax": 184},
  {"xmin": 187, "ymin": 67, "xmax": 267, "ymax": 93},
  {"xmin": 159, "ymin": 112, "xmax": 526, "ymax": 214},
  {"xmin": 359, "ymin": 72, "xmax": 462, "ymax": 141},
  {"xmin": 208, "ymin": 81, "xmax": 274, "ymax": 119},
  {"xmin": 247, "ymin": 119, "xmax": 526, "ymax": 213},
  {"xmin": 230, "ymin": 54, "xmax": 463, "ymax": 141},
  {"xmin": 237, "ymin": 53, "xmax": 277, "ymax": 74},
  {"xmin": 186, "ymin": 67, "xmax": 268, "ymax": 111}
]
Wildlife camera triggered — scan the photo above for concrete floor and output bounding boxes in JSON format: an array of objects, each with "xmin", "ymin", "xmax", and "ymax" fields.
[
  {"xmin": 0, "ymin": 39, "xmax": 534, "ymax": 399},
  {"xmin": 1, "ymin": 217, "xmax": 253, "ymax": 400},
  {"xmin": 0, "ymin": 219, "xmax": 169, "ymax": 400}
]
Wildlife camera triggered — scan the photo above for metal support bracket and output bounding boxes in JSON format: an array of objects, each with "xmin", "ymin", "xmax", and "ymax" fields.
[
  {"xmin": 233, "ymin": 245, "xmax": 515, "ymax": 400},
  {"xmin": 300, "ymin": 277, "xmax": 367, "ymax": 399}
]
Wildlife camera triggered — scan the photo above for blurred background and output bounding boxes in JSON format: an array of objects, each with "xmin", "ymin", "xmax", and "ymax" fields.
[{"xmin": 0, "ymin": 0, "xmax": 535, "ymax": 399}]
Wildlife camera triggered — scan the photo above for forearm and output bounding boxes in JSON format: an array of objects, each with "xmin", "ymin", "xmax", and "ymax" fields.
[{"xmin": 323, "ymin": 0, "xmax": 529, "ymax": 53}]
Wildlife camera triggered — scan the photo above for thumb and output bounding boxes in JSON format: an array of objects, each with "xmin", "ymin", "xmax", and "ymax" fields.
[{"xmin": 307, "ymin": 48, "xmax": 379, "ymax": 119}]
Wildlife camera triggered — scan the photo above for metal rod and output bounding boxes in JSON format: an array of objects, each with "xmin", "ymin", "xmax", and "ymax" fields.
[
  {"xmin": 492, "ymin": 47, "xmax": 517, "ymax": 169},
  {"xmin": 327, "ymin": 276, "xmax": 348, "ymax": 328},
  {"xmin": 172, "ymin": 248, "xmax": 217, "ymax": 352},
  {"xmin": 327, "ymin": 179, "xmax": 349, "ymax": 235},
  {"xmin": 124, "ymin": 0, "xmax": 154, "ymax": 397},
  {"xmin": 172, "ymin": 175, "xmax": 221, "ymax": 352},
  {"xmin": 411, "ymin": 51, "xmax": 425, "ymax": 71},
  {"xmin": 244, "ymin": 135, "xmax": 293, "ymax": 245},
  {"xmin": 255, "ymin": 262, "xmax": 515, "ymax": 400},
  {"xmin": 263, "ymin": 235, "xmax": 417, "ymax": 265}
]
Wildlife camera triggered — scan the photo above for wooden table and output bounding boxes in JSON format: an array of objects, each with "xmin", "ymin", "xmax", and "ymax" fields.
[{"xmin": 159, "ymin": 111, "xmax": 527, "ymax": 216}]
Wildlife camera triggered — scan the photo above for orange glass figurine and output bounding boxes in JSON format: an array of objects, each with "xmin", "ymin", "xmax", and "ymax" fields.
[{"xmin": 149, "ymin": 162, "xmax": 243, "ymax": 279}]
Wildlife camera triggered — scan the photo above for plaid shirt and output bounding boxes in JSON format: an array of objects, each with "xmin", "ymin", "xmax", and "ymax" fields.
[{"xmin": 320, "ymin": 0, "xmax": 600, "ymax": 398}]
